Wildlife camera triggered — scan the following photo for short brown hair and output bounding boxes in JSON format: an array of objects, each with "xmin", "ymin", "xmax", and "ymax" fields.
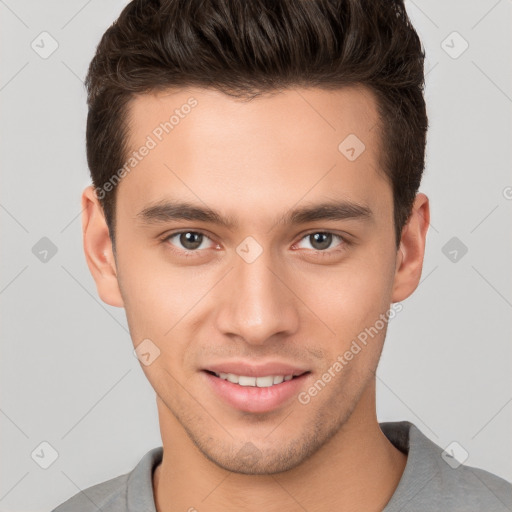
[{"xmin": 85, "ymin": 0, "xmax": 427, "ymax": 249}]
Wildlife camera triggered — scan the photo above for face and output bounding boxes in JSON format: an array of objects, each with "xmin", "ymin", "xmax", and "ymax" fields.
[{"xmin": 83, "ymin": 85, "xmax": 427, "ymax": 475}]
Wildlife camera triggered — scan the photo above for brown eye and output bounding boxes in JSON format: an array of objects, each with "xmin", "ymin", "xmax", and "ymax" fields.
[
  {"xmin": 295, "ymin": 232, "xmax": 344, "ymax": 252},
  {"xmin": 309, "ymin": 232, "xmax": 333, "ymax": 250},
  {"xmin": 179, "ymin": 232, "xmax": 203, "ymax": 250},
  {"xmin": 164, "ymin": 231, "xmax": 214, "ymax": 252}
]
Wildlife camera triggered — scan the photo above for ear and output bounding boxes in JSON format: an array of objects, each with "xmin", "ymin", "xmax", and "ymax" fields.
[
  {"xmin": 391, "ymin": 193, "xmax": 430, "ymax": 302},
  {"xmin": 81, "ymin": 186, "xmax": 124, "ymax": 308}
]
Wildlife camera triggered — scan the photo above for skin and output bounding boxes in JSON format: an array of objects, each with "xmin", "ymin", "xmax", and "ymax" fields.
[{"xmin": 82, "ymin": 85, "xmax": 429, "ymax": 512}]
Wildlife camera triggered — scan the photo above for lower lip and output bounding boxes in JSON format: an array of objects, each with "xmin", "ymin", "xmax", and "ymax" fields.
[{"xmin": 203, "ymin": 371, "xmax": 311, "ymax": 413}]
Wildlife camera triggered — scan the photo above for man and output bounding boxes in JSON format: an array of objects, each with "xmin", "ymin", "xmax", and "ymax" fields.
[{"xmin": 53, "ymin": 0, "xmax": 511, "ymax": 510}]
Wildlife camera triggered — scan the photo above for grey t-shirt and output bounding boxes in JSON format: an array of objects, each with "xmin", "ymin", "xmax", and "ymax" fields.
[{"xmin": 52, "ymin": 421, "xmax": 512, "ymax": 511}]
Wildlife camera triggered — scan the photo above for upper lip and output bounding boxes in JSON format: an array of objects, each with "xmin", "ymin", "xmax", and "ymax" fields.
[{"xmin": 204, "ymin": 361, "xmax": 310, "ymax": 378}]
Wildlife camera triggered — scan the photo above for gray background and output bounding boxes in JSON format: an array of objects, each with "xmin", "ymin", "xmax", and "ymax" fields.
[{"xmin": 1, "ymin": 1, "xmax": 511, "ymax": 511}]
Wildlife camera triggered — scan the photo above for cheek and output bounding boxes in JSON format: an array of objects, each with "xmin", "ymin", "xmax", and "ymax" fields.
[
  {"xmin": 295, "ymin": 254, "xmax": 395, "ymax": 338},
  {"xmin": 114, "ymin": 243, "xmax": 179, "ymax": 338},
  {"xmin": 115, "ymin": 239, "xmax": 218, "ymax": 360}
]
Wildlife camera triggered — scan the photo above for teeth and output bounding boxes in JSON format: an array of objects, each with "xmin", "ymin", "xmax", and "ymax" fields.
[
  {"xmin": 256, "ymin": 376, "xmax": 274, "ymax": 387},
  {"xmin": 216, "ymin": 372, "xmax": 297, "ymax": 387},
  {"xmin": 239, "ymin": 375, "xmax": 257, "ymax": 386}
]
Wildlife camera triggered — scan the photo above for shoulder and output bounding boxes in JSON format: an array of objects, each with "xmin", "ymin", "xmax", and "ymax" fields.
[
  {"xmin": 435, "ymin": 461, "xmax": 512, "ymax": 510},
  {"xmin": 51, "ymin": 447, "xmax": 163, "ymax": 512},
  {"xmin": 382, "ymin": 421, "xmax": 512, "ymax": 511},
  {"xmin": 51, "ymin": 472, "xmax": 129, "ymax": 512}
]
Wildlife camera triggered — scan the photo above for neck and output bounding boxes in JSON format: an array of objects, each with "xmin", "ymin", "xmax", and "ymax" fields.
[{"xmin": 153, "ymin": 380, "xmax": 406, "ymax": 512}]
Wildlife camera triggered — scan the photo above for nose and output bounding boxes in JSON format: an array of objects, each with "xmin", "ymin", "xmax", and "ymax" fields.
[{"xmin": 214, "ymin": 248, "xmax": 300, "ymax": 345}]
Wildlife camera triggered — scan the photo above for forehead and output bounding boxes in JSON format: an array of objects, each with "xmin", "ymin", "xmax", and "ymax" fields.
[
  {"xmin": 126, "ymin": 85, "xmax": 381, "ymax": 154},
  {"xmin": 117, "ymin": 85, "xmax": 391, "ymax": 228}
]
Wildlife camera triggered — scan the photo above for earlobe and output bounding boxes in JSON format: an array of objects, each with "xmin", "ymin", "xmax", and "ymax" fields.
[
  {"xmin": 391, "ymin": 193, "xmax": 430, "ymax": 303},
  {"xmin": 81, "ymin": 186, "xmax": 124, "ymax": 308}
]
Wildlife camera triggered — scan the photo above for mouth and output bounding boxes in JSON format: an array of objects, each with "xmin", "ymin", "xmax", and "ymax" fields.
[
  {"xmin": 204, "ymin": 369, "xmax": 309, "ymax": 387},
  {"xmin": 202, "ymin": 369, "xmax": 312, "ymax": 413}
]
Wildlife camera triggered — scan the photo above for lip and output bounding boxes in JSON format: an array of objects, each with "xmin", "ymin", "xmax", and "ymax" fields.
[
  {"xmin": 203, "ymin": 361, "xmax": 310, "ymax": 378},
  {"xmin": 202, "ymin": 370, "xmax": 311, "ymax": 413}
]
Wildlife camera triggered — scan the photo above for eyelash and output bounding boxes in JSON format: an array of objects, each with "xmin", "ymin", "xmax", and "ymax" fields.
[{"xmin": 159, "ymin": 230, "xmax": 349, "ymax": 258}]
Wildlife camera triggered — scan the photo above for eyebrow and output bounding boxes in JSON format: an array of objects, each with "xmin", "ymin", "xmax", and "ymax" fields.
[{"xmin": 136, "ymin": 199, "xmax": 373, "ymax": 229}]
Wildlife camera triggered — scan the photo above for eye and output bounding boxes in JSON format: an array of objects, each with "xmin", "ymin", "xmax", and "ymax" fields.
[
  {"xmin": 163, "ymin": 231, "xmax": 216, "ymax": 252},
  {"xmin": 161, "ymin": 230, "xmax": 348, "ymax": 257},
  {"xmin": 294, "ymin": 232, "xmax": 345, "ymax": 252}
]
